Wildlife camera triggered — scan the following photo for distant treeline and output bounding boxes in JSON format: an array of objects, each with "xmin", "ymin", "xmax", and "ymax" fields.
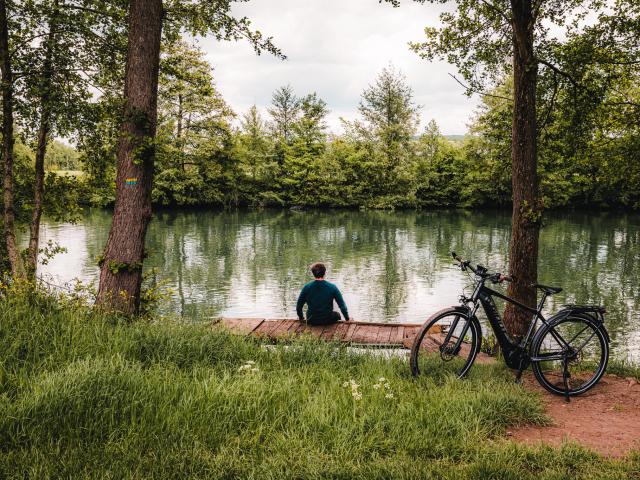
[{"xmin": 67, "ymin": 42, "xmax": 635, "ymax": 211}]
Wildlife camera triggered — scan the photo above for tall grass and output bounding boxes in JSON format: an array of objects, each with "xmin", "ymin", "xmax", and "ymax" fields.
[{"xmin": 0, "ymin": 292, "xmax": 637, "ymax": 479}]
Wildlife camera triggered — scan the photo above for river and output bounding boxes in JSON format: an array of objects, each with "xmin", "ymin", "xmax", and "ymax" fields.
[{"xmin": 29, "ymin": 208, "xmax": 640, "ymax": 362}]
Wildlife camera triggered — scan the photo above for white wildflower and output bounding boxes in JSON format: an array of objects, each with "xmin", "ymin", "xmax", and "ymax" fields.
[
  {"xmin": 378, "ymin": 377, "xmax": 386, "ymax": 383},
  {"xmin": 344, "ymin": 379, "xmax": 362, "ymax": 400},
  {"xmin": 373, "ymin": 383, "xmax": 382, "ymax": 390},
  {"xmin": 239, "ymin": 360, "xmax": 259, "ymax": 373},
  {"xmin": 384, "ymin": 383, "xmax": 391, "ymax": 390},
  {"xmin": 385, "ymin": 393, "xmax": 394, "ymax": 399}
]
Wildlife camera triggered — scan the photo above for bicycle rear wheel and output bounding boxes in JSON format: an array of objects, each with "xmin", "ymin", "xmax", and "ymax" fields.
[
  {"xmin": 531, "ymin": 315, "xmax": 609, "ymax": 396},
  {"xmin": 410, "ymin": 309, "xmax": 481, "ymax": 379}
]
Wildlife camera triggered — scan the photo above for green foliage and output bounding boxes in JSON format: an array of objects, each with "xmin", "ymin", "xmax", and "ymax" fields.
[
  {"xmin": 44, "ymin": 141, "xmax": 81, "ymax": 170},
  {"xmin": 61, "ymin": 5, "xmax": 638, "ymax": 212},
  {"xmin": 1, "ymin": 292, "xmax": 638, "ymax": 477}
]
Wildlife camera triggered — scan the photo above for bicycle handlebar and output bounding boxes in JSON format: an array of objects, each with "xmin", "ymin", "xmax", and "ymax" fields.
[{"xmin": 451, "ymin": 251, "xmax": 513, "ymax": 284}]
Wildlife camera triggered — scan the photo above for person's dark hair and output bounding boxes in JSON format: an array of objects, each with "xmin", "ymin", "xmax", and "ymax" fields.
[{"xmin": 310, "ymin": 262, "xmax": 326, "ymax": 279}]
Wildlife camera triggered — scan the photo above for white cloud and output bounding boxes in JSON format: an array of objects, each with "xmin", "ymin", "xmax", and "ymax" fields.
[{"xmin": 199, "ymin": 0, "xmax": 480, "ymax": 135}]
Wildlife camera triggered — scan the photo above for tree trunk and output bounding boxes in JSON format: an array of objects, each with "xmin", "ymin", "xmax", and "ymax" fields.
[
  {"xmin": 26, "ymin": 1, "xmax": 59, "ymax": 278},
  {"xmin": 177, "ymin": 93, "xmax": 183, "ymax": 139},
  {"xmin": 0, "ymin": 0, "xmax": 23, "ymax": 278},
  {"xmin": 504, "ymin": 0, "xmax": 541, "ymax": 338},
  {"xmin": 177, "ymin": 94, "xmax": 184, "ymax": 170},
  {"xmin": 95, "ymin": 0, "xmax": 163, "ymax": 314}
]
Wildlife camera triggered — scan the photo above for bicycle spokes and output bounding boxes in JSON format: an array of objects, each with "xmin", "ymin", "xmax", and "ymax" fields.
[
  {"xmin": 411, "ymin": 310, "xmax": 480, "ymax": 380},
  {"xmin": 532, "ymin": 317, "xmax": 607, "ymax": 394}
]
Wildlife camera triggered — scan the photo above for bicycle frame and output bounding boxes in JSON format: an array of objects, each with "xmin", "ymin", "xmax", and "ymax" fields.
[{"xmin": 461, "ymin": 276, "xmax": 570, "ymax": 370}]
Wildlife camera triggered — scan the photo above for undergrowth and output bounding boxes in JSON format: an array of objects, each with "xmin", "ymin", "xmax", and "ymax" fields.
[{"xmin": 0, "ymin": 290, "xmax": 638, "ymax": 479}]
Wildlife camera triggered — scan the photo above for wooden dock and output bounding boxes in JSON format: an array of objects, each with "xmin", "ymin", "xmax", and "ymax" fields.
[{"xmin": 216, "ymin": 318, "xmax": 422, "ymax": 348}]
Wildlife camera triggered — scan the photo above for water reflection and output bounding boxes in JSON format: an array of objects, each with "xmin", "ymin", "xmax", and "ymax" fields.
[{"xmin": 31, "ymin": 208, "xmax": 640, "ymax": 361}]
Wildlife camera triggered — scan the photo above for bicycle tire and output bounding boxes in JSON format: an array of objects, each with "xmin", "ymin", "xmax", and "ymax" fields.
[
  {"xmin": 410, "ymin": 308, "xmax": 481, "ymax": 379},
  {"xmin": 531, "ymin": 315, "xmax": 609, "ymax": 396}
]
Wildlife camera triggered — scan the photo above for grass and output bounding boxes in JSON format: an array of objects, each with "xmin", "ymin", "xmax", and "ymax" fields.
[{"xmin": 0, "ymin": 292, "xmax": 638, "ymax": 479}]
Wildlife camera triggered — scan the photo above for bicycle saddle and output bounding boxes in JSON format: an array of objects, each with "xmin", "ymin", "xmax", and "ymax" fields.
[{"xmin": 532, "ymin": 283, "xmax": 562, "ymax": 295}]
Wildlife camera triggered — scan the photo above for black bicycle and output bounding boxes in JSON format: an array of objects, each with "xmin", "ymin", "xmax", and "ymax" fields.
[{"xmin": 410, "ymin": 252, "xmax": 610, "ymax": 399}]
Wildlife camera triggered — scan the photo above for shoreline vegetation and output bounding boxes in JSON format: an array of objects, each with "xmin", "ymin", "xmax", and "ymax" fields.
[
  {"xmin": 14, "ymin": 58, "xmax": 640, "ymax": 214},
  {"xmin": 1, "ymin": 287, "xmax": 639, "ymax": 478}
]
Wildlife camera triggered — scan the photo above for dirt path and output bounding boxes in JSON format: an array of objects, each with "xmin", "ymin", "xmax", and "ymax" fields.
[{"xmin": 510, "ymin": 374, "xmax": 640, "ymax": 457}]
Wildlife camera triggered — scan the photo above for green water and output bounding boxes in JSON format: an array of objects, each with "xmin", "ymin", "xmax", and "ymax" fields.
[{"xmin": 33, "ymin": 208, "xmax": 640, "ymax": 361}]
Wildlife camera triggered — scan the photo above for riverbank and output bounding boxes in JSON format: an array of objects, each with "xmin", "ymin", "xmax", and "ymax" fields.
[{"xmin": 0, "ymin": 291, "xmax": 638, "ymax": 478}]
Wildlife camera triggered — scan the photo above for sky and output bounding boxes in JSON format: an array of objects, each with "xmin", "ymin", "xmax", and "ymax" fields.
[{"xmin": 199, "ymin": 0, "xmax": 480, "ymax": 136}]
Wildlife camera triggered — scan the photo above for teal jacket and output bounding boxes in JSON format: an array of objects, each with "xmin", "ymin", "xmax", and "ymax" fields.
[{"xmin": 296, "ymin": 280, "xmax": 349, "ymax": 322}]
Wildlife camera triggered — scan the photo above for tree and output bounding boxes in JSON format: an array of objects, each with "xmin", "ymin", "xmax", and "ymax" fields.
[
  {"xmin": 293, "ymin": 92, "xmax": 329, "ymax": 153},
  {"xmin": 0, "ymin": 0, "xmax": 126, "ymax": 278},
  {"xmin": 344, "ymin": 66, "xmax": 420, "ymax": 207},
  {"xmin": 358, "ymin": 66, "xmax": 419, "ymax": 159},
  {"xmin": 414, "ymin": 120, "xmax": 464, "ymax": 207},
  {"xmin": 157, "ymin": 41, "xmax": 232, "ymax": 169},
  {"xmin": 24, "ymin": 0, "xmax": 61, "ymax": 277},
  {"xmin": 268, "ymin": 85, "xmax": 300, "ymax": 145},
  {"xmin": 153, "ymin": 40, "xmax": 237, "ymax": 207},
  {"xmin": 237, "ymin": 105, "xmax": 273, "ymax": 184},
  {"xmin": 96, "ymin": 1, "xmax": 283, "ymax": 313},
  {"xmin": 0, "ymin": 0, "xmax": 22, "ymax": 277},
  {"xmin": 95, "ymin": 0, "xmax": 164, "ymax": 313},
  {"xmin": 387, "ymin": 0, "xmax": 628, "ymax": 336}
]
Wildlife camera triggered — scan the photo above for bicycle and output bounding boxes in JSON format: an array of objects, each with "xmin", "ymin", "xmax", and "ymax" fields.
[{"xmin": 410, "ymin": 252, "xmax": 610, "ymax": 400}]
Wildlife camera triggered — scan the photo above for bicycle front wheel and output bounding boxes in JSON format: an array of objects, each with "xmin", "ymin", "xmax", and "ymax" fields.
[
  {"xmin": 410, "ymin": 309, "xmax": 481, "ymax": 380},
  {"xmin": 531, "ymin": 315, "xmax": 609, "ymax": 396}
]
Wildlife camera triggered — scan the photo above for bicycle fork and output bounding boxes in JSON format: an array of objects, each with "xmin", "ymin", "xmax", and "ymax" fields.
[{"xmin": 441, "ymin": 314, "xmax": 472, "ymax": 357}]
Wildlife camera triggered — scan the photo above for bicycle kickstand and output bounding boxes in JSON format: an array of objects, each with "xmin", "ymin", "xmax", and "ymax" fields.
[
  {"xmin": 514, "ymin": 368, "xmax": 524, "ymax": 384},
  {"xmin": 562, "ymin": 357, "xmax": 570, "ymax": 403}
]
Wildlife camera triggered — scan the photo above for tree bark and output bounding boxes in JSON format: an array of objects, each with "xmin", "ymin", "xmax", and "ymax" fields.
[
  {"xmin": 0, "ymin": 0, "xmax": 23, "ymax": 278},
  {"xmin": 95, "ymin": 0, "xmax": 163, "ymax": 314},
  {"xmin": 26, "ymin": 0, "xmax": 59, "ymax": 278},
  {"xmin": 504, "ymin": 0, "xmax": 541, "ymax": 338}
]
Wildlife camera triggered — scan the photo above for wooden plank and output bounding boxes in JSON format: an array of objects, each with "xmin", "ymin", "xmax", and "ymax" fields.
[
  {"xmin": 287, "ymin": 319, "xmax": 303, "ymax": 334},
  {"xmin": 272, "ymin": 320, "xmax": 297, "ymax": 338},
  {"xmin": 350, "ymin": 325, "xmax": 368, "ymax": 343},
  {"xmin": 220, "ymin": 318, "xmax": 264, "ymax": 334},
  {"xmin": 293, "ymin": 321, "xmax": 309, "ymax": 335},
  {"xmin": 321, "ymin": 323, "xmax": 341, "ymax": 341},
  {"xmin": 362, "ymin": 325, "xmax": 380, "ymax": 344},
  {"xmin": 402, "ymin": 325, "xmax": 420, "ymax": 348},
  {"xmin": 254, "ymin": 320, "xmax": 282, "ymax": 337},
  {"xmin": 307, "ymin": 324, "xmax": 326, "ymax": 337},
  {"xmin": 391, "ymin": 326, "xmax": 405, "ymax": 345},
  {"xmin": 376, "ymin": 326, "xmax": 394, "ymax": 345},
  {"xmin": 218, "ymin": 318, "xmax": 429, "ymax": 347},
  {"xmin": 343, "ymin": 322, "xmax": 358, "ymax": 343},
  {"xmin": 331, "ymin": 322, "xmax": 351, "ymax": 341}
]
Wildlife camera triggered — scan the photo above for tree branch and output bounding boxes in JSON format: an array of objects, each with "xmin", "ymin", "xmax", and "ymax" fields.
[
  {"xmin": 536, "ymin": 58, "xmax": 579, "ymax": 87},
  {"xmin": 479, "ymin": 0, "xmax": 510, "ymax": 24},
  {"xmin": 448, "ymin": 73, "xmax": 512, "ymax": 101}
]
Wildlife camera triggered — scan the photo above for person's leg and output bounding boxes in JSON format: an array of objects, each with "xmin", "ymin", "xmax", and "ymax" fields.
[{"xmin": 308, "ymin": 312, "xmax": 341, "ymax": 326}]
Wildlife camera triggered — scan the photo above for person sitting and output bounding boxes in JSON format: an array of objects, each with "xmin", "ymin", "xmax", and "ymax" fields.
[{"xmin": 296, "ymin": 262, "xmax": 350, "ymax": 325}]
